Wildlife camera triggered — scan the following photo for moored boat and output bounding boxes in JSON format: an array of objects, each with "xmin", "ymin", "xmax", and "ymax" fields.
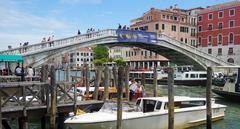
[
  {"xmin": 212, "ymin": 66, "xmax": 240, "ymax": 101},
  {"xmin": 65, "ymin": 96, "xmax": 226, "ymax": 129}
]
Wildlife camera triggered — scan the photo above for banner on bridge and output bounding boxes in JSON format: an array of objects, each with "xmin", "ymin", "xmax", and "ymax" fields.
[{"xmin": 116, "ymin": 30, "xmax": 157, "ymax": 43}]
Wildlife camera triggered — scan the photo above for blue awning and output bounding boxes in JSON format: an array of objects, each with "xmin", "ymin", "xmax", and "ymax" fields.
[{"xmin": 0, "ymin": 55, "xmax": 24, "ymax": 62}]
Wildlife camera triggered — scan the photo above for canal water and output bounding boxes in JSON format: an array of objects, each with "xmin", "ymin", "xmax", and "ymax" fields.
[{"xmin": 11, "ymin": 84, "xmax": 240, "ymax": 129}]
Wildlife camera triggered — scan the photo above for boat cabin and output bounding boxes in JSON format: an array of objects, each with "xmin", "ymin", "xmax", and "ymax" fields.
[{"xmin": 135, "ymin": 97, "xmax": 207, "ymax": 113}]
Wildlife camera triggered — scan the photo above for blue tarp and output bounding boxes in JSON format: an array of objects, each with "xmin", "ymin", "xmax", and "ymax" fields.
[{"xmin": 116, "ymin": 29, "xmax": 157, "ymax": 43}]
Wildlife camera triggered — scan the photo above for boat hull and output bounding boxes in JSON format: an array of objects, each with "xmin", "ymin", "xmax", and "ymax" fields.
[
  {"xmin": 65, "ymin": 107, "xmax": 225, "ymax": 129},
  {"xmin": 212, "ymin": 89, "xmax": 240, "ymax": 101}
]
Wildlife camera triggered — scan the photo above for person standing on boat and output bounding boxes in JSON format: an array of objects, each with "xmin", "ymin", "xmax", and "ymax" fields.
[
  {"xmin": 137, "ymin": 81, "xmax": 145, "ymax": 98},
  {"xmin": 129, "ymin": 79, "xmax": 138, "ymax": 101}
]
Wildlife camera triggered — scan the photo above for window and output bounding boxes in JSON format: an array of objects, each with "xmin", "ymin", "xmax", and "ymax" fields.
[
  {"xmin": 155, "ymin": 24, "xmax": 159, "ymax": 30},
  {"xmin": 218, "ymin": 48, "xmax": 222, "ymax": 55},
  {"xmin": 144, "ymin": 26, "xmax": 148, "ymax": 31},
  {"xmin": 77, "ymin": 53, "xmax": 79, "ymax": 56},
  {"xmin": 135, "ymin": 28, "xmax": 138, "ymax": 30},
  {"xmin": 174, "ymin": 16, "xmax": 178, "ymax": 21},
  {"xmin": 229, "ymin": 33, "xmax": 234, "ymax": 44},
  {"xmin": 208, "ymin": 36, "xmax": 212, "ymax": 45},
  {"xmin": 227, "ymin": 58, "xmax": 234, "ymax": 63},
  {"xmin": 229, "ymin": 20, "xmax": 235, "ymax": 28},
  {"xmin": 180, "ymin": 38, "xmax": 183, "ymax": 42},
  {"xmin": 143, "ymin": 100, "xmax": 156, "ymax": 113},
  {"xmin": 208, "ymin": 24, "xmax": 213, "ymax": 30},
  {"xmin": 208, "ymin": 13, "xmax": 213, "ymax": 20},
  {"xmin": 198, "ymin": 37, "xmax": 202, "ymax": 45},
  {"xmin": 172, "ymin": 25, "xmax": 176, "ymax": 31},
  {"xmin": 77, "ymin": 58, "xmax": 79, "ymax": 61},
  {"xmin": 218, "ymin": 22, "xmax": 223, "ymax": 29},
  {"xmin": 200, "ymin": 74, "xmax": 207, "ymax": 78},
  {"xmin": 185, "ymin": 38, "xmax": 188, "ymax": 43},
  {"xmin": 190, "ymin": 74, "xmax": 198, "ymax": 78},
  {"xmin": 218, "ymin": 11, "xmax": 224, "ymax": 18},
  {"xmin": 167, "ymin": 15, "xmax": 169, "ymax": 19},
  {"xmin": 134, "ymin": 51, "xmax": 137, "ymax": 56},
  {"xmin": 191, "ymin": 28, "xmax": 196, "ymax": 36},
  {"xmin": 229, "ymin": 9, "xmax": 235, "ymax": 16},
  {"xmin": 180, "ymin": 26, "xmax": 189, "ymax": 33},
  {"xmin": 156, "ymin": 102, "xmax": 162, "ymax": 110},
  {"xmin": 228, "ymin": 48, "xmax": 233, "ymax": 55},
  {"xmin": 162, "ymin": 15, "xmax": 166, "ymax": 19},
  {"xmin": 162, "ymin": 24, "xmax": 165, "ymax": 30},
  {"xmin": 198, "ymin": 26, "xmax": 202, "ymax": 32},
  {"xmin": 198, "ymin": 16, "xmax": 202, "ymax": 21},
  {"xmin": 218, "ymin": 34, "xmax": 222, "ymax": 45},
  {"xmin": 141, "ymin": 51, "xmax": 143, "ymax": 55},
  {"xmin": 185, "ymin": 74, "xmax": 189, "ymax": 78},
  {"xmin": 208, "ymin": 49, "xmax": 212, "ymax": 54},
  {"xmin": 147, "ymin": 16, "xmax": 152, "ymax": 21}
]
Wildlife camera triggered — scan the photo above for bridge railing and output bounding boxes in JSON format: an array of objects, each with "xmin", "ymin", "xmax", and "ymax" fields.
[
  {"xmin": 157, "ymin": 33, "xmax": 230, "ymax": 65},
  {"xmin": 0, "ymin": 29, "xmax": 117, "ymax": 55}
]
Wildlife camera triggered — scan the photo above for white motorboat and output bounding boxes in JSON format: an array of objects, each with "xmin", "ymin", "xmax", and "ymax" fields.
[{"xmin": 65, "ymin": 96, "xmax": 226, "ymax": 129}]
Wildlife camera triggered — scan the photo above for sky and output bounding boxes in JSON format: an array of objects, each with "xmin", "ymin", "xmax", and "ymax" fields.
[{"xmin": 0, "ymin": 0, "xmax": 234, "ymax": 50}]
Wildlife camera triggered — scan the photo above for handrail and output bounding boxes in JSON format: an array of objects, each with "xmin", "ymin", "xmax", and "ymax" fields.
[
  {"xmin": 157, "ymin": 33, "xmax": 231, "ymax": 65},
  {"xmin": 0, "ymin": 29, "xmax": 117, "ymax": 55}
]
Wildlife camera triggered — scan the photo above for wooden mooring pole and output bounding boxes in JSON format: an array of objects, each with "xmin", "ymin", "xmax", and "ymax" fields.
[
  {"xmin": 206, "ymin": 67, "xmax": 213, "ymax": 129},
  {"xmin": 168, "ymin": 67, "xmax": 174, "ymax": 129},
  {"xmin": 93, "ymin": 66, "xmax": 102, "ymax": 100},
  {"xmin": 50, "ymin": 66, "xmax": 57, "ymax": 129},
  {"xmin": 103, "ymin": 66, "xmax": 109, "ymax": 101},
  {"xmin": 113, "ymin": 65, "xmax": 118, "ymax": 87},
  {"xmin": 153, "ymin": 65, "xmax": 158, "ymax": 97},
  {"xmin": 85, "ymin": 65, "xmax": 90, "ymax": 98},
  {"xmin": 0, "ymin": 93, "xmax": 2, "ymax": 129},
  {"xmin": 125, "ymin": 66, "xmax": 130, "ymax": 101},
  {"xmin": 117, "ymin": 66, "xmax": 124, "ymax": 129},
  {"xmin": 41, "ymin": 65, "xmax": 49, "ymax": 129}
]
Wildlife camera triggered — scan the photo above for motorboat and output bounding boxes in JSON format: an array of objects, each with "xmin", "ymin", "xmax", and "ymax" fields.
[
  {"xmin": 65, "ymin": 96, "xmax": 226, "ymax": 129},
  {"xmin": 129, "ymin": 65, "xmax": 207, "ymax": 86},
  {"xmin": 212, "ymin": 66, "xmax": 240, "ymax": 101}
]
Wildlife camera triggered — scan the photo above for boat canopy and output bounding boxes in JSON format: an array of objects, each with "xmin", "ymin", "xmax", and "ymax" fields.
[{"xmin": 0, "ymin": 55, "xmax": 23, "ymax": 62}]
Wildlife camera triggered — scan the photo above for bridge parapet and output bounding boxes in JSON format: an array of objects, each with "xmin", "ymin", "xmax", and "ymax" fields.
[
  {"xmin": 0, "ymin": 29, "xmax": 117, "ymax": 56},
  {"xmin": 157, "ymin": 33, "xmax": 232, "ymax": 66}
]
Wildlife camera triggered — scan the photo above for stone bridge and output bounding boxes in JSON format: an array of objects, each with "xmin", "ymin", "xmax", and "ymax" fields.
[{"xmin": 0, "ymin": 29, "xmax": 232, "ymax": 70}]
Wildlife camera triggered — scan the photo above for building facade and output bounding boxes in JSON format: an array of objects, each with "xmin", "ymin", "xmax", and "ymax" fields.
[
  {"xmin": 69, "ymin": 47, "xmax": 94, "ymax": 69},
  {"xmin": 197, "ymin": 1, "xmax": 240, "ymax": 64},
  {"xmin": 130, "ymin": 6, "xmax": 203, "ymax": 47},
  {"xmin": 109, "ymin": 46, "xmax": 169, "ymax": 70}
]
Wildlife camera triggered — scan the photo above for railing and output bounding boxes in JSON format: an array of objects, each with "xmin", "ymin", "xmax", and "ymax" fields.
[
  {"xmin": 0, "ymin": 29, "xmax": 117, "ymax": 55},
  {"xmin": 157, "ymin": 33, "xmax": 231, "ymax": 66}
]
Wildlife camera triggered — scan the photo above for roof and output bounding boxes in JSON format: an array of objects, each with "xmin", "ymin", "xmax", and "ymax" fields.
[
  {"xmin": 140, "ymin": 96, "xmax": 206, "ymax": 102},
  {"xmin": 0, "ymin": 55, "xmax": 23, "ymax": 62}
]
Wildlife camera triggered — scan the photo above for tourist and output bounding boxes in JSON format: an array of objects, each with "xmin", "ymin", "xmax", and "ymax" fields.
[
  {"xmin": 137, "ymin": 81, "xmax": 145, "ymax": 97},
  {"xmin": 27, "ymin": 66, "xmax": 34, "ymax": 81},
  {"xmin": 15, "ymin": 63, "xmax": 23, "ymax": 76},
  {"xmin": 118, "ymin": 24, "xmax": 122, "ymax": 29},
  {"xmin": 78, "ymin": 30, "xmax": 81, "ymax": 35},
  {"xmin": 129, "ymin": 79, "xmax": 138, "ymax": 101},
  {"xmin": 123, "ymin": 25, "xmax": 127, "ymax": 30}
]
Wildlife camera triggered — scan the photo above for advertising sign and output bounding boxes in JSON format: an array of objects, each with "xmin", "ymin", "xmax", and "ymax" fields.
[{"xmin": 116, "ymin": 30, "xmax": 157, "ymax": 44}]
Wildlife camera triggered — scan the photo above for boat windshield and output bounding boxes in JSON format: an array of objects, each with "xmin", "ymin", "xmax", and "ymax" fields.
[{"xmin": 99, "ymin": 101, "xmax": 135, "ymax": 112}]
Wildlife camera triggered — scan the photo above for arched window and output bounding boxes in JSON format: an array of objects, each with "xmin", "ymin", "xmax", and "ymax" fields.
[
  {"xmin": 227, "ymin": 58, "xmax": 234, "ymax": 63},
  {"xmin": 229, "ymin": 33, "xmax": 234, "ymax": 44},
  {"xmin": 218, "ymin": 34, "xmax": 222, "ymax": 45},
  {"xmin": 208, "ymin": 35, "xmax": 212, "ymax": 45}
]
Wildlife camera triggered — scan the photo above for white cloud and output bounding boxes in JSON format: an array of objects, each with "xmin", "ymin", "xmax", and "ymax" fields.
[
  {"xmin": 60, "ymin": 0, "xmax": 102, "ymax": 5},
  {"xmin": 0, "ymin": 4, "xmax": 71, "ymax": 50}
]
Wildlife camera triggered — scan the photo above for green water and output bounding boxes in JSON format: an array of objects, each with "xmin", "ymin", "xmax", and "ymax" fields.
[
  {"xmin": 155, "ymin": 85, "xmax": 240, "ymax": 129},
  {"xmin": 10, "ymin": 85, "xmax": 240, "ymax": 129}
]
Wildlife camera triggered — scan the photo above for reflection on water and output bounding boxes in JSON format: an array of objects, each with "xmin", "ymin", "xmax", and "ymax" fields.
[{"xmin": 157, "ymin": 85, "xmax": 240, "ymax": 129}]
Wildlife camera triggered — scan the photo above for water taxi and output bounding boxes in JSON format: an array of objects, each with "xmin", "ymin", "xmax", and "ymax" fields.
[
  {"xmin": 65, "ymin": 96, "xmax": 226, "ymax": 129},
  {"xmin": 130, "ymin": 65, "xmax": 207, "ymax": 86}
]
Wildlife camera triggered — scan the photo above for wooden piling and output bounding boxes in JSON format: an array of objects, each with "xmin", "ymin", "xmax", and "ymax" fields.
[
  {"xmin": 125, "ymin": 65, "xmax": 130, "ymax": 101},
  {"xmin": 41, "ymin": 65, "xmax": 49, "ymax": 129},
  {"xmin": 141, "ymin": 72, "xmax": 145, "ymax": 86},
  {"xmin": 113, "ymin": 65, "xmax": 118, "ymax": 87},
  {"xmin": 103, "ymin": 66, "xmax": 110, "ymax": 101},
  {"xmin": 153, "ymin": 65, "xmax": 158, "ymax": 97},
  {"xmin": 50, "ymin": 66, "xmax": 57, "ymax": 129},
  {"xmin": 73, "ymin": 79, "xmax": 77, "ymax": 114},
  {"xmin": 206, "ymin": 67, "xmax": 213, "ymax": 129},
  {"xmin": 93, "ymin": 66, "xmax": 102, "ymax": 100},
  {"xmin": 117, "ymin": 66, "xmax": 124, "ymax": 129},
  {"xmin": 0, "ymin": 93, "xmax": 2, "ymax": 129},
  {"xmin": 85, "ymin": 65, "xmax": 90, "ymax": 98},
  {"xmin": 66, "ymin": 65, "xmax": 71, "ymax": 82},
  {"xmin": 168, "ymin": 67, "xmax": 174, "ymax": 129}
]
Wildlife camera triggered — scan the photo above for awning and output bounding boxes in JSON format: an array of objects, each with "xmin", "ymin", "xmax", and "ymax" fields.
[{"xmin": 0, "ymin": 55, "xmax": 24, "ymax": 62}]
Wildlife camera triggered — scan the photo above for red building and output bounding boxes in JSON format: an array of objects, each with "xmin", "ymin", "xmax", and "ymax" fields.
[{"xmin": 197, "ymin": 1, "xmax": 240, "ymax": 64}]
